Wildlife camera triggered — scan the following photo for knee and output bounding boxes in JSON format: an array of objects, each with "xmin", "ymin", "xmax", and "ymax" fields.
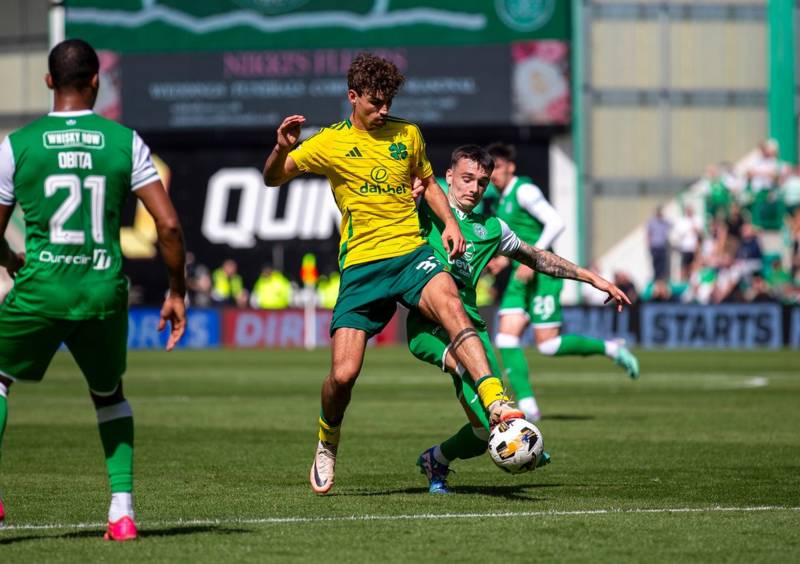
[
  {"xmin": 446, "ymin": 297, "xmax": 468, "ymax": 324},
  {"xmin": 90, "ymin": 382, "xmax": 126, "ymax": 408},
  {"xmin": 328, "ymin": 365, "xmax": 359, "ymax": 389}
]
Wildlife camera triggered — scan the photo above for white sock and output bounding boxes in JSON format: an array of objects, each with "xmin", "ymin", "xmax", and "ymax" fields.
[
  {"xmin": 495, "ymin": 333, "xmax": 521, "ymax": 348},
  {"xmin": 537, "ymin": 337, "xmax": 561, "ymax": 356},
  {"xmin": 432, "ymin": 445, "xmax": 450, "ymax": 465},
  {"xmin": 604, "ymin": 340, "xmax": 621, "ymax": 359},
  {"xmin": 518, "ymin": 396, "xmax": 540, "ymax": 415},
  {"xmin": 108, "ymin": 492, "xmax": 134, "ymax": 522}
]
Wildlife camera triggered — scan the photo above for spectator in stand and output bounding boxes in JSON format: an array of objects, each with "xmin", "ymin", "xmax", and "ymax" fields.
[
  {"xmin": 785, "ymin": 167, "xmax": 800, "ymax": 280},
  {"xmin": 475, "ymin": 273, "xmax": 496, "ymax": 307},
  {"xmin": 750, "ymin": 180, "xmax": 786, "ymax": 262},
  {"xmin": 711, "ymin": 254, "xmax": 743, "ymax": 304},
  {"xmin": 186, "ymin": 252, "xmax": 212, "ymax": 308},
  {"xmin": 613, "ymin": 271, "xmax": 638, "ymax": 304},
  {"xmin": 765, "ymin": 257, "xmax": 793, "ymax": 302},
  {"xmin": 646, "ymin": 206, "xmax": 671, "ymax": 280},
  {"xmin": 317, "ymin": 272, "xmax": 340, "ymax": 310},
  {"xmin": 735, "ymin": 223, "xmax": 763, "ymax": 280},
  {"xmin": 781, "ymin": 165, "xmax": 800, "ymax": 219},
  {"xmin": 720, "ymin": 161, "xmax": 746, "ymax": 198},
  {"xmin": 250, "ymin": 265, "xmax": 292, "ymax": 309},
  {"xmin": 740, "ymin": 170, "xmax": 757, "ymax": 214},
  {"xmin": 683, "ymin": 258, "xmax": 717, "ymax": 304},
  {"xmin": 718, "ymin": 202, "xmax": 745, "ymax": 257},
  {"xmin": 648, "ymin": 279, "xmax": 675, "ymax": 303},
  {"xmin": 792, "ymin": 212, "xmax": 800, "ymax": 281},
  {"xmin": 751, "ymin": 181, "xmax": 786, "ymax": 232},
  {"xmin": 749, "ymin": 139, "xmax": 789, "ymax": 193},
  {"xmin": 744, "ymin": 273, "xmax": 775, "ymax": 303},
  {"xmin": 211, "ymin": 259, "xmax": 247, "ymax": 307},
  {"xmin": 702, "ymin": 164, "xmax": 732, "ymax": 223},
  {"xmin": 671, "ymin": 205, "xmax": 702, "ymax": 282}
]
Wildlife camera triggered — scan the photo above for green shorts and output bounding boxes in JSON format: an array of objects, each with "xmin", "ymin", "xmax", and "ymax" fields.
[
  {"xmin": 406, "ymin": 309, "xmax": 494, "ymax": 430},
  {"xmin": 331, "ymin": 245, "xmax": 445, "ymax": 337},
  {"xmin": 0, "ymin": 302, "xmax": 128, "ymax": 395},
  {"xmin": 499, "ymin": 269, "xmax": 564, "ymax": 327}
]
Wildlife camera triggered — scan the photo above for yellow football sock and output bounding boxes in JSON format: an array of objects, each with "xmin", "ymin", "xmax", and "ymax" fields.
[
  {"xmin": 475, "ymin": 376, "xmax": 507, "ymax": 409},
  {"xmin": 318, "ymin": 414, "xmax": 341, "ymax": 446}
]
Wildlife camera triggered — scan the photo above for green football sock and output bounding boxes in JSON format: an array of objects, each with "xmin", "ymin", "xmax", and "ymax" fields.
[
  {"xmin": 553, "ymin": 334, "xmax": 605, "ymax": 356},
  {"xmin": 96, "ymin": 402, "xmax": 134, "ymax": 493},
  {"xmin": 458, "ymin": 374, "xmax": 490, "ymax": 430},
  {"xmin": 440, "ymin": 423, "xmax": 488, "ymax": 461},
  {"xmin": 499, "ymin": 346, "xmax": 534, "ymax": 400}
]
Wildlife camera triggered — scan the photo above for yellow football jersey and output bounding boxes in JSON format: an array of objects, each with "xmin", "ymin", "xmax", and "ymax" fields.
[{"xmin": 290, "ymin": 116, "xmax": 434, "ymax": 270}]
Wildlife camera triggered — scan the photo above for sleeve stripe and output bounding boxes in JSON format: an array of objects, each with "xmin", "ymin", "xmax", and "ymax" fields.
[{"xmin": 131, "ymin": 172, "xmax": 160, "ymax": 191}]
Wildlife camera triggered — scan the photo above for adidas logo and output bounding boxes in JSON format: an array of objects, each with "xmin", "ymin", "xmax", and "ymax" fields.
[{"xmin": 345, "ymin": 147, "xmax": 363, "ymax": 158}]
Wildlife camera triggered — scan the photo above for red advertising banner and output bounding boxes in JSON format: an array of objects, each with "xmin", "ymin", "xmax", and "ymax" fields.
[{"xmin": 222, "ymin": 308, "xmax": 398, "ymax": 348}]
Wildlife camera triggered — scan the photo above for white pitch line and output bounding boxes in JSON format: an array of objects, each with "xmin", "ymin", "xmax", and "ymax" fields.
[
  {"xmin": 2, "ymin": 506, "xmax": 798, "ymax": 532},
  {"xmin": 738, "ymin": 377, "xmax": 769, "ymax": 389}
]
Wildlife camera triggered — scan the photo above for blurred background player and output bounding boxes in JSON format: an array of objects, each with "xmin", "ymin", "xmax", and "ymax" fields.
[
  {"xmin": 486, "ymin": 142, "xmax": 640, "ymax": 422},
  {"xmin": 0, "ymin": 39, "xmax": 186, "ymax": 540},
  {"xmin": 263, "ymin": 53, "xmax": 522, "ymax": 495},
  {"xmin": 407, "ymin": 145, "xmax": 632, "ymax": 493}
]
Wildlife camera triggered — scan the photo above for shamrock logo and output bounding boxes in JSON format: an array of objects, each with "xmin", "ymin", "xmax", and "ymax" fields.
[{"xmin": 389, "ymin": 142, "xmax": 408, "ymax": 160}]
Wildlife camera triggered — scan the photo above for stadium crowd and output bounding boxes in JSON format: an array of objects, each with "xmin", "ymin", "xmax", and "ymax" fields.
[
  {"xmin": 184, "ymin": 254, "xmax": 341, "ymax": 310},
  {"xmin": 159, "ymin": 139, "xmax": 800, "ymax": 310},
  {"xmin": 643, "ymin": 139, "xmax": 800, "ymax": 305}
]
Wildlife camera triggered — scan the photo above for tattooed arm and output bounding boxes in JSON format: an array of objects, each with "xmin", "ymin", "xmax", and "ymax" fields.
[{"xmin": 509, "ymin": 241, "xmax": 632, "ymax": 311}]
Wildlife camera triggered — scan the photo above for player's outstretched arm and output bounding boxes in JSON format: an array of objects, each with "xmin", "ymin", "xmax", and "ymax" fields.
[
  {"xmin": 263, "ymin": 114, "xmax": 305, "ymax": 186},
  {"xmin": 511, "ymin": 241, "xmax": 631, "ymax": 312},
  {"xmin": 0, "ymin": 204, "xmax": 23, "ymax": 277},
  {"xmin": 420, "ymin": 175, "xmax": 465, "ymax": 258},
  {"xmin": 135, "ymin": 181, "xmax": 187, "ymax": 351}
]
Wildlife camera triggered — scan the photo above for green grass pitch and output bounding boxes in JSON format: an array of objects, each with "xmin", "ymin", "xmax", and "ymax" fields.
[{"xmin": 1, "ymin": 348, "xmax": 798, "ymax": 562}]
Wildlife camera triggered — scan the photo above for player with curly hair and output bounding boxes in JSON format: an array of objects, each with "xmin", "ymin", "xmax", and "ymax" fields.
[{"xmin": 264, "ymin": 53, "xmax": 524, "ymax": 495}]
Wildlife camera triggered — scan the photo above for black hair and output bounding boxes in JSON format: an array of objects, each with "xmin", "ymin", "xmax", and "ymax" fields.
[
  {"xmin": 450, "ymin": 144, "xmax": 495, "ymax": 175},
  {"xmin": 486, "ymin": 142, "xmax": 516, "ymax": 162},
  {"xmin": 48, "ymin": 39, "xmax": 99, "ymax": 90}
]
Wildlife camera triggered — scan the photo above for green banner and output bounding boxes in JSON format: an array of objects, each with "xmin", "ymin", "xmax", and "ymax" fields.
[{"xmin": 65, "ymin": 0, "xmax": 570, "ymax": 52}]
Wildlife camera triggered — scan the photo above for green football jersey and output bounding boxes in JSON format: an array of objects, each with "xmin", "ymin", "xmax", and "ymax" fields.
[
  {"xmin": 0, "ymin": 110, "xmax": 160, "ymax": 319},
  {"xmin": 419, "ymin": 195, "xmax": 520, "ymax": 325},
  {"xmin": 496, "ymin": 175, "xmax": 544, "ymax": 246}
]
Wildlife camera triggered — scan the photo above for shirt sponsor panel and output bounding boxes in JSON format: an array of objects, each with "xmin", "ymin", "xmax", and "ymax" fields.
[{"xmin": 43, "ymin": 129, "xmax": 106, "ymax": 149}]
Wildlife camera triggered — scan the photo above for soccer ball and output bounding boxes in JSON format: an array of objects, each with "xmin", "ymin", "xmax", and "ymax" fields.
[{"xmin": 488, "ymin": 419, "xmax": 544, "ymax": 474}]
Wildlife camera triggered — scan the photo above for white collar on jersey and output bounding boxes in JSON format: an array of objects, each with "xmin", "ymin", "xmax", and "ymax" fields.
[
  {"xmin": 453, "ymin": 207, "xmax": 469, "ymax": 220},
  {"xmin": 48, "ymin": 110, "xmax": 94, "ymax": 117},
  {"xmin": 498, "ymin": 176, "xmax": 518, "ymax": 201}
]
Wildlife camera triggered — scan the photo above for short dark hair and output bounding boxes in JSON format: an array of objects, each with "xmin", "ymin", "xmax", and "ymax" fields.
[
  {"xmin": 450, "ymin": 145, "xmax": 494, "ymax": 175},
  {"xmin": 347, "ymin": 53, "xmax": 405, "ymax": 99},
  {"xmin": 486, "ymin": 142, "xmax": 516, "ymax": 162},
  {"xmin": 48, "ymin": 39, "xmax": 99, "ymax": 90}
]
